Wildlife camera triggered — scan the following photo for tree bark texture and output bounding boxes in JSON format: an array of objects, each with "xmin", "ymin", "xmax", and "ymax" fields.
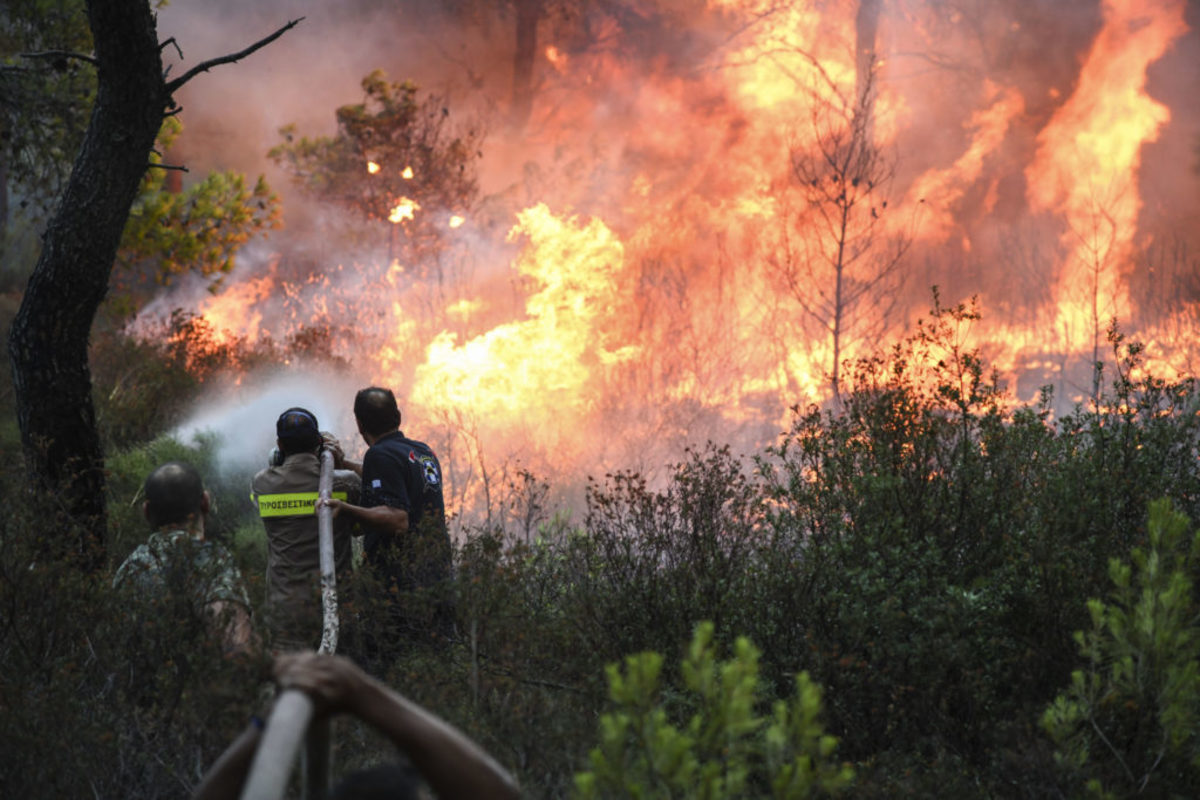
[{"xmin": 7, "ymin": 0, "xmax": 164, "ymax": 566}]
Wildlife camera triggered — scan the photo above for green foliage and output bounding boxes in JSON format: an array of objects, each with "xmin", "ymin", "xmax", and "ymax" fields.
[
  {"xmin": 269, "ymin": 69, "xmax": 481, "ymax": 270},
  {"xmin": 753, "ymin": 297, "xmax": 1200, "ymax": 778},
  {"xmin": 121, "ymin": 121, "xmax": 281, "ymax": 280},
  {"xmin": 575, "ymin": 621, "xmax": 852, "ymax": 799},
  {"xmin": 0, "ymin": 0, "xmax": 95, "ymax": 223},
  {"xmin": 2, "ymin": 4, "xmax": 279, "ymax": 308},
  {"xmin": 104, "ymin": 433, "xmax": 261, "ymax": 567},
  {"xmin": 6, "ymin": 292, "xmax": 1200, "ymax": 797},
  {"xmin": 0, "ymin": 480, "xmax": 264, "ymax": 798},
  {"xmin": 1043, "ymin": 499, "xmax": 1200, "ymax": 797},
  {"xmin": 104, "ymin": 118, "xmax": 281, "ymax": 320}
]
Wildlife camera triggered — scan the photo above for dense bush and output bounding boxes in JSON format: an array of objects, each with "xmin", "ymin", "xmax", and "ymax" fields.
[
  {"xmin": 3, "ymin": 301, "xmax": 1200, "ymax": 797},
  {"xmin": 0, "ymin": 493, "xmax": 263, "ymax": 797}
]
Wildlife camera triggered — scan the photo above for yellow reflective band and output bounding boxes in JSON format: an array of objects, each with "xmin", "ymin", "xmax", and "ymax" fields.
[{"xmin": 256, "ymin": 491, "xmax": 347, "ymax": 518}]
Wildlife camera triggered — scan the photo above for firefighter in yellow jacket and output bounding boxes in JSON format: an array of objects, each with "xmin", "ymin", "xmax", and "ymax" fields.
[{"xmin": 251, "ymin": 407, "xmax": 361, "ymax": 650}]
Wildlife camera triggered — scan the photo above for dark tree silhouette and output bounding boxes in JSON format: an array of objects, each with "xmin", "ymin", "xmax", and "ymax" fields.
[
  {"xmin": 6, "ymin": 0, "xmax": 298, "ymax": 567},
  {"xmin": 771, "ymin": 67, "xmax": 911, "ymax": 404}
]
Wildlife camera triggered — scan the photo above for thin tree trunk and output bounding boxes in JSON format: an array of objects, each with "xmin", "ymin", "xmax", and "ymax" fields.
[
  {"xmin": 854, "ymin": 0, "xmax": 881, "ymax": 141},
  {"xmin": 7, "ymin": 0, "xmax": 164, "ymax": 567},
  {"xmin": 855, "ymin": 0, "xmax": 881, "ymax": 102},
  {"xmin": 510, "ymin": 0, "xmax": 543, "ymax": 129}
]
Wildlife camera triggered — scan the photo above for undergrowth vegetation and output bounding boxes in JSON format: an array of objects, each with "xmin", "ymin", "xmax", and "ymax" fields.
[{"xmin": 3, "ymin": 298, "xmax": 1200, "ymax": 797}]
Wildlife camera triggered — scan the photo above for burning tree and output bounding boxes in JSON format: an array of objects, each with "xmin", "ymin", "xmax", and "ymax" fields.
[
  {"xmin": 771, "ymin": 69, "xmax": 910, "ymax": 403},
  {"xmin": 268, "ymin": 70, "xmax": 482, "ymax": 274}
]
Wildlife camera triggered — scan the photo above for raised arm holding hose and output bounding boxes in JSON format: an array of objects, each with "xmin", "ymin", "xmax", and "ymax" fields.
[{"xmin": 192, "ymin": 651, "xmax": 520, "ymax": 800}]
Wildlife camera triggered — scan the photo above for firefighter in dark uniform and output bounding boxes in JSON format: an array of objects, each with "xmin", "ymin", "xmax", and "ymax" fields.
[
  {"xmin": 321, "ymin": 387, "xmax": 452, "ymax": 646},
  {"xmin": 251, "ymin": 407, "xmax": 361, "ymax": 651}
]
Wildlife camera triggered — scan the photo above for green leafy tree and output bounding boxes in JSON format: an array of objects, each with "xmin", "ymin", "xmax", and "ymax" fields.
[
  {"xmin": 269, "ymin": 69, "xmax": 481, "ymax": 271},
  {"xmin": 2, "ymin": 2, "xmax": 281, "ymax": 297},
  {"xmin": 0, "ymin": 0, "xmax": 95, "ymax": 248},
  {"xmin": 575, "ymin": 621, "xmax": 853, "ymax": 799},
  {"xmin": 110, "ymin": 117, "xmax": 281, "ymax": 316},
  {"xmin": 1043, "ymin": 498, "xmax": 1200, "ymax": 797}
]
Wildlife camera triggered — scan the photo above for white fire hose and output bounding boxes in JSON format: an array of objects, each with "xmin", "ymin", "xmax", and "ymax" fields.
[{"xmin": 241, "ymin": 448, "xmax": 339, "ymax": 800}]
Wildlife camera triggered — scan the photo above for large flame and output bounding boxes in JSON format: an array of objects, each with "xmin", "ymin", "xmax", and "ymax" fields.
[
  {"xmin": 1026, "ymin": 0, "xmax": 1188, "ymax": 356},
  {"xmin": 145, "ymin": 0, "xmax": 1198, "ymax": 520},
  {"xmin": 408, "ymin": 205, "xmax": 635, "ymax": 469}
]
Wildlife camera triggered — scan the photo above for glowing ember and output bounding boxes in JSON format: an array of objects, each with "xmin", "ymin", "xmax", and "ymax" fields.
[
  {"xmin": 448, "ymin": 215, "xmax": 465, "ymax": 229},
  {"xmin": 366, "ymin": 161, "xmax": 380, "ymax": 174},
  {"xmin": 388, "ymin": 197, "xmax": 420, "ymax": 223},
  {"xmin": 401, "ymin": 166, "xmax": 414, "ymax": 180},
  {"xmin": 446, "ymin": 298, "xmax": 481, "ymax": 319}
]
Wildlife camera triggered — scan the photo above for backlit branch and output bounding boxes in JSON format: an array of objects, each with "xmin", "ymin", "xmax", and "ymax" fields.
[{"xmin": 165, "ymin": 17, "xmax": 304, "ymax": 94}]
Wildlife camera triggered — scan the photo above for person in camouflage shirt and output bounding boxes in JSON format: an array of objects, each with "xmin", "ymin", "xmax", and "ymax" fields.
[{"xmin": 115, "ymin": 461, "xmax": 253, "ymax": 655}]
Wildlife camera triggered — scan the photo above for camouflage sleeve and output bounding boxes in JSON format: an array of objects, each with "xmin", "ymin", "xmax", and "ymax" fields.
[
  {"xmin": 112, "ymin": 545, "xmax": 154, "ymax": 590},
  {"xmin": 200, "ymin": 544, "xmax": 252, "ymax": 611}
]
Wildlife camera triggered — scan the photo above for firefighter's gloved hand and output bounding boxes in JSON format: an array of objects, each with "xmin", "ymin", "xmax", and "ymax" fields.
[{"xmin": 320, "ymin": 431, "xmax": 345, "ymax": 469}]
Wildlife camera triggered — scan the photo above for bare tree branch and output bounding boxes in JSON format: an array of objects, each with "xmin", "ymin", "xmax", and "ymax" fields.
[
  {"xmin": 165, "ymin": 17, "xmax": 304, "ymax": 94},
  {"xmin": 160, "ymin": 36, "xmax": 183, "ymax": 59}
]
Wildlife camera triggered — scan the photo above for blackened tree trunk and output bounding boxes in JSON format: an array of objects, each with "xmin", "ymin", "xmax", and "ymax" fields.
[
  {"xmin": 7, "ymin": 0, "xmax": 297, "ymax": 567},
  {"xmin": 7, "ymin": 0, "xmax": 164, "ymax": 567}
]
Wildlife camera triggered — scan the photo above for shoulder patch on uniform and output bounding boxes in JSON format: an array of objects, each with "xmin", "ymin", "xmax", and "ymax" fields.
[{"xmin": 418, "ymin": 455, "xmax": 441, "ymax": 487}]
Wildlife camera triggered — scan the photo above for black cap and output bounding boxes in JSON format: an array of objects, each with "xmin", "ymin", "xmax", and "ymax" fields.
[{"xmin": 276, "ymin": 407, "xmax": 320, "ymax": 446}]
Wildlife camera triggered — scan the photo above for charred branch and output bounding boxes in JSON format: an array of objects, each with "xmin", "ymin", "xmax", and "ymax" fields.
[
  {"xmin": 160, "ymin": 36, "xmax": 184, "ymax": 58},
  {"xmin": 165, "ymin": 17, "xmax": 304, "ymax": 95}
]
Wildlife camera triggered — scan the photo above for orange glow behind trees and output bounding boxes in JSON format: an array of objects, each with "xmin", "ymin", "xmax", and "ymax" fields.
[{"xmin": 151, "ymin": 1, "xmax": 1197, "ymax": 518}]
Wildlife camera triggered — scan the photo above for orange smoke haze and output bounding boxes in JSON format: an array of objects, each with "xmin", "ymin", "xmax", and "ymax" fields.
[{"xmin": 142, "ymin": 0, "xmax": 1200, "ymax": 524}]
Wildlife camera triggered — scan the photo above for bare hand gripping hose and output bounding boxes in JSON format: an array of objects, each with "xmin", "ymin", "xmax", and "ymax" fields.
[{"xmin": 241, "ymin": 449, "xmax": 338, "ymax": 800}]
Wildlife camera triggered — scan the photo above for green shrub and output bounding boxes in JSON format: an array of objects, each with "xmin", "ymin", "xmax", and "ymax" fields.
[
  {"xmin": 105, "ymin": 433, "xmax": 261, "ymax": 570},
  {"xmin": 1043, "ymin": 499, "xmax": 1200, "ymax": 797},
  {"xmin": 575, "ymin": 621, "xmax": 852, "ymax": 799}
]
